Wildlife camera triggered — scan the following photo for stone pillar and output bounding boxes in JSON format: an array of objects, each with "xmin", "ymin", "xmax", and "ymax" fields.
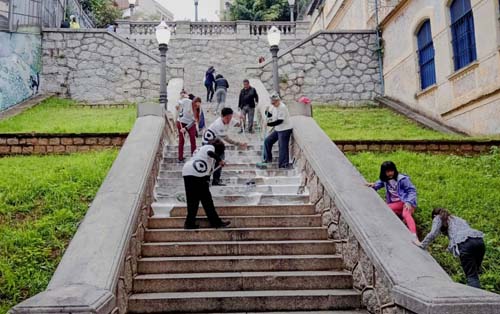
[
  {"xmin": 236, "ymin": 21, "xmax": 251, "ymax": 39},
  {"xmin": 116, "ymin": 20, "xmax": 131, "ymax": 37},
  {"xmin": 175, "ymin": 21, "xmax": 191, "ymax": 39},
  {"xmin": 295, "ymin": 21, "xmax": 310, "ymax": 39}
]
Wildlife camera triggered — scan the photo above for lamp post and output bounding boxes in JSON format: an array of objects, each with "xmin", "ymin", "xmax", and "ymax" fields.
[
  {"xmin": 194, "ymin": 0, "xmax": 199, "ymax": 22},
  {"xmin": 288, "ymin": 0, "xmax": 295, "ymax": 22},
  {"xmin": 128, "ymin": 0, "xmax": 136, "ymax": 18},
  {"xmin": 156, "ymin": 20, "xmax": 172, "ymax": 109},
  {"xmin": 267, "ymin": 26, "xmax": 281, "ymax": 95}
]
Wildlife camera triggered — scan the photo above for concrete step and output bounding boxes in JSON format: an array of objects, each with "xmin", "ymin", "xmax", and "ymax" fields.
[
  {"xmin": 144, "ymin": 227, "xmax": 328, "ymax": 242},
  {"xmin": 134, "ymin": 271, "xmax": 353, "ymax": 293},
  {"xmin": 137, "ymin": 255, "xmax": 344, "ymax": 274},
  {"xmin": 158, "ymin": 168, "xmax": 299, "ymax": 179},
  {"xmin": 163, "ymin": 156, "xmax": 278, "ymax": 164},
  {"xmin": 154, "ymin": 193, "xmax": 310, "ymax": 207},
  {"xmin": 136, "ymin": 312, "xmax": 368, "ymax": 314},
  {"xmin": 141, "ymin": 240, "xmax": 337, "ymax": 257},
  {"xmin": 161, "ymin": 162, "xmax": 282, "ymax": 171},
  {"xmin": 155, "ymin": 185, "xmax": 307, "ymax": 197},
  {"xmin": 165, "ymin": 144, "xmax": 266, "ymax": 151},
  {"xmin": 128, "ymin": 289, "xmax": 361, "ymax": 313},
  {"xmin": 148, "ymin": 215, "xmax": 321, "ymax": 229},
  {"xmin": 156, "ymin": 176, "xmax": 302, "ymax": 187},
  {"xmin": 163, "ymin": 149, "xmax": 276, "ymax": 159},
  {"xmin": 164, "ymin": 204, "xmax": 317, "ymax": 217}
]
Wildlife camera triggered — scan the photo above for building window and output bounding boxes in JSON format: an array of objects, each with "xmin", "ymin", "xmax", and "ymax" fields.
[
  {"xmin": 450, "ymin": 0, "xmax": 477, "ymax": 71},
  {"xmin": 417, "ymin": 20, "xmax": 436, "ymax": 89}
]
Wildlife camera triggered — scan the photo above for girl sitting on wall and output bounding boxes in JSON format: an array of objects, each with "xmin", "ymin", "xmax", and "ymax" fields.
[
  {"xmin": 414, "ymin": 208, "xmax": 485, "ymax": 289},
  {"xmin": 367, "ymin": 161, "xmax": 418, "ymax": 239}
]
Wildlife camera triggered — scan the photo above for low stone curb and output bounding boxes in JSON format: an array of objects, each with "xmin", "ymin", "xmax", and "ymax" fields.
[
  {"xmin": 72, "ymin": 104, "xmax": 135, "ymax": 109},
  {"xmin": 334, "ymin": 139, "xmax": 500, "ymax": 154},
  {"xmin": 0, "ymin": 133, "xmax": 128, "ymax": 156}
]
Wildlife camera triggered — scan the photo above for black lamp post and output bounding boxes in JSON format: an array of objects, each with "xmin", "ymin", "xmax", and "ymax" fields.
[
  {"xmin": 128, "ymin": 0, "xmax": 135, "ymax": 18},
  {"xmin": 156, "ymin": 21, "xmax": 172, "ymax": 109},
  {"xmin": 194, "ymin": 0, "xmax": 199, "ymax": 22},
  {"xmin": 267, "ymin": 26, "xmax": 281, "ymax": 95},
  {"xmin": 288, "ymin": 0, "xmax": 295, "ymax": 22}
]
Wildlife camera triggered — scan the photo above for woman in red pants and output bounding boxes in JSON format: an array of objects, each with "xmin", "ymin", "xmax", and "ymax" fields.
[
  {"xmin": 176, "ymin": 96, "xmax": 201, "ymax": 162},
  {"xmin": 367, "ymin": 161, "xmax": 418, "ymax": 239}
]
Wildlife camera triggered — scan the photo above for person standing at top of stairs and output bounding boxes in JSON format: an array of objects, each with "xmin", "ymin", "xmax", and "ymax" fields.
[
  {"xmin": 182, "ymin": 139, "xmax": 231, "ymax": 229},
  {"xmin": 204, "ymin": 66, "xmax": 216, "ymax": 103},
  {"xmin": 176, "ymin": 94, "xmax": 200, "ymax": 162},
  {"xmin": 238, "ymin": 79, "xmax": 259, "ymax": 134},
  {"xmin": 202, "ymin": 107, "xmax": 248, "ymax": 186}
]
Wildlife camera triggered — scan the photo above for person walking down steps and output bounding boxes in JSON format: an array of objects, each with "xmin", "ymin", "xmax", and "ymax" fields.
[
  {"xmin": 414, "ymin": 208, "xmax": 485, "ymax": 289},
  {"xmin": 238, "ymin": 79, "xmax": 259, "ymax": 134},
  {"xmin": 203, "ymin": 108, "xmax": 247, "ymax": 186},
  {"xmin": 204, "ymin": 66, "xmax": 216, "ymax": 103},
  {"xmin": 214, "ymin": 74, "xmax": 229, "ymax": 114},
  {"xmin": 182, "ymin": 139, "xmax": 231, "ymax": 230},
  {"xmin": 176, "ymin": 95, "xmax": 200, "ymax": 162},
  {"xmin": 258, "ymin": 93, "xmax": 293, "ymax": 169}
]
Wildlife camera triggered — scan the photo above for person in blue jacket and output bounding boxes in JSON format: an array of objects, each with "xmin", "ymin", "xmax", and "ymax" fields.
[
  {"xmin": 204, "ymin": 66, "xmax": 216, "ymax": 102},
  {"xmin": 367, "ymin": 161, "xmax": 418, "ymax": 238}
]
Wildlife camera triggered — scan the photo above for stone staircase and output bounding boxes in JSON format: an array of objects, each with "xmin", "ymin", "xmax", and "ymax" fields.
[{"xmin": 127, "ymin": 101, "xmax": 366, "ymax": 313}]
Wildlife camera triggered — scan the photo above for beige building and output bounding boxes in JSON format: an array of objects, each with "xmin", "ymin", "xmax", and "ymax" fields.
[
  {"xmin": 116, "ymin": 0, "xmax": 174, "ymax": 21},
  {"xmin": 307, "ymin": 0, "xmax": 500, "ymax": 135}
]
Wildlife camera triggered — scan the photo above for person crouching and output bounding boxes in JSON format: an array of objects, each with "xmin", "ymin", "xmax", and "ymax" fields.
[{"xmin": 182, "ymin": 139, "xmax": 231, "ymax": 230}]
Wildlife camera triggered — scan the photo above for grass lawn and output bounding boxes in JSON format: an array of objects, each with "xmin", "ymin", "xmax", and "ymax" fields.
[
  {"xmin": 0, "ymin": 150, "xmax": 118, "ymax": 314},
  {"xmin": 313, "ymin": 106, "xmax": 463, "ymax": 140},
  {"xmin": 347, "ymin": 149, "xmax": 500, "ymax": 293},
  {"xmin": 0, "ymin": 98, "xmax": 136, "ymax": 134}
]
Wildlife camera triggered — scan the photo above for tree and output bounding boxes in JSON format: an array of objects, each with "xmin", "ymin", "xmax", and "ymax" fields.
[
  {"xmin": 79, "ymin": 0, "xmax": 121, "ymax": 27},
  {"xmin": 229, "ymin": 0, "xmax": 310, "ymax": 21}
]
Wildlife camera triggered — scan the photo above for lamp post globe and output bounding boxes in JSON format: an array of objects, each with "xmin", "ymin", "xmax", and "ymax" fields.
[
  {"xmin": 288, "ymin": 0, "xmax": 295, "ymax": 22},
  {"xmin": 267, "ymin": 26, "xmax": 281, "ymax": 95},
  {"xmin": 128, "ymin": 0, "xmax": 136, "ymax": 17},
  {"xmin": 156, "ymin": 21, "xmax": 171, "ymax": 109}
]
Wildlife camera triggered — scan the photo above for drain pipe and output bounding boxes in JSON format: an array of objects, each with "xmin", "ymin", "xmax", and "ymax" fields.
[{"xmin": 375, "ymin": 0, "xmax": 385, "ymax": 95}]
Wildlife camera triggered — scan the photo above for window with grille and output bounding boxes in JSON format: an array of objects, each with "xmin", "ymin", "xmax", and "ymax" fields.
[
  {"xmin": 417, "ymin": 20, "xmax": 436, "ymax": 90},
  {"xmin": 0, "ymin": 0, "xmax": 9, "ymax": 30},
  {"xmin": 450, "ymin": 0, "xmax": 477, "ymax": 71}
]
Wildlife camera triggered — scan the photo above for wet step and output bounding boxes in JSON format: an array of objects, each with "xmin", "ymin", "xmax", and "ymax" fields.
[
  {"xmin": 163, "ymin": 150, "xmax": 276, "ymax": 159},
  {"xmin": 154, "ymin": 193, "xmax": 310, "ymax": 207},
  {"xmin": 157, "ymin": 204, "xmax": 317, "ymax": 217},
  {"xmin": 144, "ymin": 227, "xmax": 328, "ymax": 242},
  {"xmin": 128, "ymin": 289, "xmax": 361, "ymax": 313},
  {"xmin": 163, "ymin": 156, "xmax": 279, "ymax": 164},
  {"xmin": 148, "ymin": 214, "xmax": 321, "ymax": 229},
  {"xmin": 156, "ymin": 175, "xmax": 302, "ymax": 187},
  {"xmin": 141, "ymin": 240, "xmax": 337, "ymax": 257},
  {"xmin": 137, "ymin": 255, "xmax": 344, "ymax": 274},
  {"xmin": 161, "ymin": 163, "xmax": 281, "ymax": 171},
  {"xmin": 133, "ymin": 271, "xmax": 353, "ymax": 293},
  {"xmin": 158, "ymin": 168, "xmax": 299, "ymax": 179},
  {"xmin": 155, "ymin": 185, "xmax": 308, "ymax": 197}
]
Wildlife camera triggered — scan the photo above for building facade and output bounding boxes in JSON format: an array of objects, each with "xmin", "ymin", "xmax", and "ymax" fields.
[
  {"xmin": 116, "ymin": 0, "xmax": 174, "ymax": 21},
  {"xmin": 306, "ymin": 0, "xmax": 500, "ymax": 135}
]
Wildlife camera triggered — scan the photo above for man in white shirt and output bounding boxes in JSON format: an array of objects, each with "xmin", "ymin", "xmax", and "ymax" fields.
[
  {"xmin": 202, "ymin": 107, "xmax": 247, "ymax": 185},
  {"xmin": 262, "ymin": 93, "xmax": 293, "ymax": 169},
  {"xmin": 182, "ymin": 139, "xmax": 230, "ymax": 229}
]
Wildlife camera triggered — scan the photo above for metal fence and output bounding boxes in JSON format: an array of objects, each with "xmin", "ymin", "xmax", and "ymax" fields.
[{"xmin": 0, "ymin": 0, "xmax": 94, "ymax": 32}]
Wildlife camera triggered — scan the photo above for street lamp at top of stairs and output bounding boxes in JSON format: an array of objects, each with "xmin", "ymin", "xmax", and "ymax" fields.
[{"xmin": 156, "ymin": 20, "xmax": 172, "ymax": 110}]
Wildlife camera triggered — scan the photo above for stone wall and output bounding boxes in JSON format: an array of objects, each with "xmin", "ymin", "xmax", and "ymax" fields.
[
  {"xmin": 41, "ymin": 29, "xmax": 184, "ymax": 104},
  {"xmin": 0, "ymin": 133, "xmax": 128, "ymax": 156},
  {"xmin": 247, "ymin": 31, "xmax": 381, "ymax": 104},
  {"xmin": 0, "ymin": 32, "xmax": 42, "ymax": 111}
]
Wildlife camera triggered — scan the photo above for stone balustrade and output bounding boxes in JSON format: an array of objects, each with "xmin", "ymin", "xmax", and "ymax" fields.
[
  {"xmin": 129, "ymin": 21, "xmax": 177, "ymax": 36},
  {"xmin": 190, "ymin": 22, "xmax": 237, "ymax": 36}
]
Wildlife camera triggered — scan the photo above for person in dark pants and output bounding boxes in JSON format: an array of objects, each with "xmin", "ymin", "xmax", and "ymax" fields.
[
  {"xmin": 238, "ymin": 79, "xmax": 259, "ymax": 133},
  {"xmin": 414, "ymin": 208, "xmax": 485, "ymax": 288},
  {"xmin": 259, "ymin": 93, "xmax": 293, "ymax": 169},
  {"xmin": 204, "ymin": 66, "xmax": 216, "ymax": 102},
  {"xmin": 182, "ymin": 139, "xmax": 231, "ymax": 229}
]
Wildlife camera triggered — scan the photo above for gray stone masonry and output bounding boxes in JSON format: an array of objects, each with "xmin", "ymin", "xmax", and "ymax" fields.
[
  {"xmin": 41, "ymin": 29, "xmax": 184, "ymax": 104},
  {"xmin": 247, "ymin": 31, "xmax": 382, "ymax": 105}
]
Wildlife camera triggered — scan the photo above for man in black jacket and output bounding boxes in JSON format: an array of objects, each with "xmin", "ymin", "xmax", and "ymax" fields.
[{"xmin": 238, "ymin": 79, "xmax": 259, "ymax": 133}]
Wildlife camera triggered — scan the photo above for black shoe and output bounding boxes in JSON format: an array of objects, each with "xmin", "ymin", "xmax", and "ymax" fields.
[
  {"xmin": 212, "ymin": 180, "xmax": 226, "ymax": 186},
  {"xmin": 238, "ymin": 129, "xmax": 244, "ymax": 134},
  {"xmin": 213, "ymin": 220, "xmax": 231, "ymax": 228},
  {"xmin": 184, "ymin": 224, "xmax": 200, "ymax": 230},
  {"xmin": 279, "ymin": 164, "xmax": 294, "ymax": 170}
]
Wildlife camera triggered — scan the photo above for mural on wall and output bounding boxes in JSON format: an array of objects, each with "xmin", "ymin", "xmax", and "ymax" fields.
[{"xmin": 0, "ymin": 32, "xmax": 42, "ymax": 111}]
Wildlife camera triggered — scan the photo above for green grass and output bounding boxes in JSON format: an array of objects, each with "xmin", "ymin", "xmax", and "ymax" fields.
[
  {"xmin": 0, "ymin": 150, "xmax": 118, "ymax": 313},
  {"xmin": 0, "ymin": 98, "xmax": 136, "ymax": 134},
  {"xmin": 347, "ymin": 149, "xmax": 500, "ymax": 293},
  {"xmin": 313, "ymin": 106, "xmax": 463, "ymax": 140}
]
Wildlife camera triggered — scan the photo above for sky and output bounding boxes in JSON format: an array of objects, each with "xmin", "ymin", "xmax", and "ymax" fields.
[{"xmin": 159, "ymin": 0, "xmax": 221, "ymax": 21}]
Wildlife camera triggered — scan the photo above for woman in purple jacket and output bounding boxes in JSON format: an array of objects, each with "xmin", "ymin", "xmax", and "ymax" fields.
[{"xmin": 368, "ymin": 161, "xmax": 418, "ymax": 238}]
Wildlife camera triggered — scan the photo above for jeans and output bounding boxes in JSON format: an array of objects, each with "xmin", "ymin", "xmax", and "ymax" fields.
[
  {"xmin": 212, "ymin": 152, "xmax": 225, "ymax": 184},
  {"xmin": 388, "ymin": 201, "xmax": 417, "ymax": 234},
  {"xmin": 183, "ymin": 175, "xmax": 223, "ymax": 227},
  {"xmin": 214, "ymin": 88, "xmax": 227, "ymax": 113},
  {"xmin": 241, "ymin": 105, "xmax": 255, "ymax": 132},
  {"xmin": 458, "ymin": 237, "xmax": 485, "ymax": 288},
  {"xmin": 264, "ymin": 129, "xmax": 292, "ymax": 168},
  {"xmin": 205, "ymin": 84, "xmax": 214, "ymax": 102},
  {"xmin": 177, "ymin": 121, "xmax": 197, "ymax": 161}
]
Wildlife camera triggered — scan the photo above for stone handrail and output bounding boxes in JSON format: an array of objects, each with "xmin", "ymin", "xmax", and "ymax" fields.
[
  {"xmin": 128, "ymin": 21, "xmax": 177, "ymax": 35},
  {"xmin": 290, "ymin": 116, "xmax": 500, "ymax": 314},
  {"xmin": 249, "ymin": 21, "xmax": 296, "ymax": 36},
  {"xmin": 190, "ymin": 21, "xmax": 237, "ymax": 35},
  {"xmin": 9, "ymin": 106, "xmax": 169, "ymax": 314}
]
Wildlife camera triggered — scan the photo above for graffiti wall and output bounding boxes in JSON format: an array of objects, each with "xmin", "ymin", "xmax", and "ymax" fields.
[{"xmin": 0, "ymin": 32, "xmax": 42, "ymax": 111}]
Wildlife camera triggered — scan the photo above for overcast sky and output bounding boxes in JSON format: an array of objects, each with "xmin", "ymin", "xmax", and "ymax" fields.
[{"xmin": 159, "ymin": 0, "xmax": 221, "ymax": 21}]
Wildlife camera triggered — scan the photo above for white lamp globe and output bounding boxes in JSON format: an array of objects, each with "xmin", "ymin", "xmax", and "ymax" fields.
[
  {"xmin": 128, "ymin": 0, "xmax": 136, "ymax": 5},
  {"xmin": 267, "ymin": 26, "xmax": 281, "ymax": 47},
  {"xmin": 156, "ymin": 21, "xmax": 172, "ymax": 45},
  {"xmin": 288, "ymin": 0, "xmax": 295, "ymax": 5}
]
